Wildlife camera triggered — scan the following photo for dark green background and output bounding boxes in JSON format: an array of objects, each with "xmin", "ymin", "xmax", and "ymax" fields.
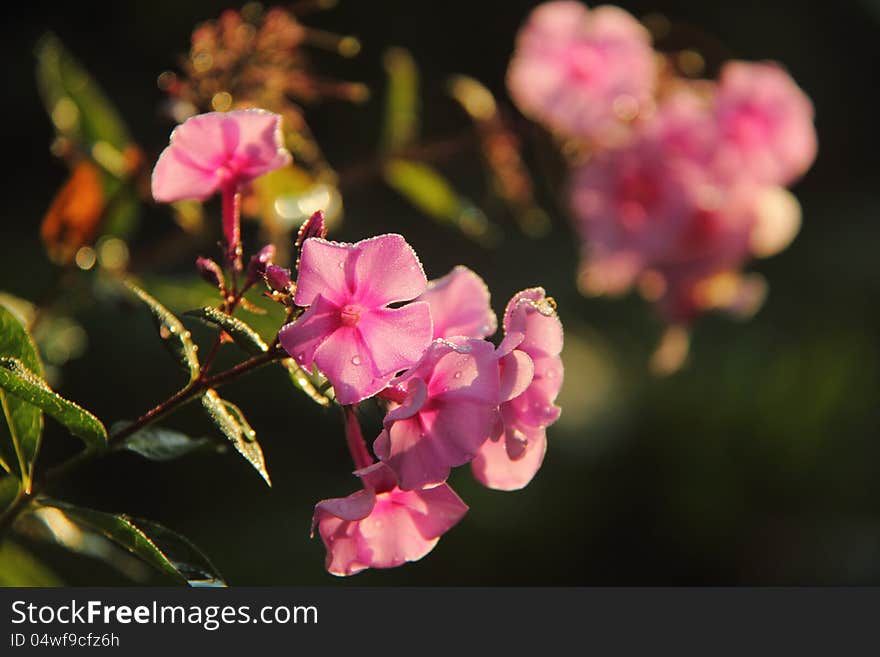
[{"xmin": 1, "ymin": 0, "xmax": 879, "ymax": 584}]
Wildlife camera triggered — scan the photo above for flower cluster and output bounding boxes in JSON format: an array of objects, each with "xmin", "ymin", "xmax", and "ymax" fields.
[
  {"xmin": 280, "ymin": 241, "xmax": 563, "ymax": 575},
  {"xmin": 507, "ymin": 1, "xmax": 816, "ymax": 327},
  {"xmin": 152, "ymin": 109, "xmax": 564, "ymax": 576}
]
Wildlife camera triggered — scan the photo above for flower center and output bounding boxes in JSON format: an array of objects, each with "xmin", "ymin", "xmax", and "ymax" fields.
[{"xmin": 339, "ymin": 304, "xmax": 362, "ymax": 327}]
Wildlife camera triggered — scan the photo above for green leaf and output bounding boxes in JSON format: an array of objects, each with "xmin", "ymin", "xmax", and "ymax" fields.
[
  {"xmin": 0, "ymin": 305, "xmax": 44, "ymax": 487},
  {"xmin": 0, "ymin": 358, "xmax": 107, "ymax": 450},
  {"xmin": 123, "ymin": 516, "xmax": 225, "ymax": 587},
  {"xmin": 283, "ymin": 358, "xmax": 331, "ymax": 407},
  {"xmin": 382, "ymin": 47, "xmax": 420, "ymax": 152},
  {"xmin": 0, "ymin": 474, "xmax": 22, "ymax": 516},
  {"xmin": 383, "ymin": 158, "xmax": 500, "ymax": 246},
  {"xmin": 124, "ymin": 280, "xmax": 200, "ymax": 382},
  {"xmin": 0, "ymin": 540, "xmax": 64, "ymax": 586},
  {"xmin": 35, "ymin": 32, "xmax": 131, "ymax": 154},
  {"xmin": 112, "ymin": 422, "xmax": 219, "ymax": 462},
  {"xmin": 185, "ymin": 307, "xmax": 268, "ymax": 355},
  {"xmin": 201, "ymin": 389, "xmax": 270, "ymax": 485},
  {"xmin": 41, "ymin": 501, "xmax": 225, "ymax": 586}
]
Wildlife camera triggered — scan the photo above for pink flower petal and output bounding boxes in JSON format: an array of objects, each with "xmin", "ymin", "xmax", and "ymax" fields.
[
  {"xmin": 384, "ymin": 378, "xmax": 429, "ymax": 424},
  {"xmin": 418, "ymin": 266, "xmax": 497, "ymax": 339},
  {"xmin": 312, "ymin": 464, "xmax": 468, "ymax": 576},
  {"xmin": 499, "ymin": 350, "xmax": 535, "ymax": 403},
  {"xmin": 503, "ymin": 288, "xmax": 564, "ymax": 359},
  {"xmin": 313, "ymin": 489, "xmax": 375, "ymax": 526},
  {"xmin": 277, "ymin": 294, "xmax": 340, "ymax": 367},
  {"xmin": 357, "ymin": 303, "xmax": 433, "ymax": 376},
  {"xmin": 506, "ymin": 1, "xmax": 655, "ymax": 140},
  {"xmin": 377, "ymin": 338, "xmax": 500, "ymax": 490},
  {"xmin": 313, "ymin": 326, "xmax": 387, "ymax": 405},
  {"xmin": 350, "ymin": 234, "xmax": 428, "ymax": 307},
  {"xmin": 151, "ymin": 147, "xmax": 220, "ymax": 202},
  {"xmin": 293, "ymin": 238, "xmax": 353, "ymax": 307},
  {"xmin": 715, "ymin": 61, "xmax": 817, "ymax": 185},
  {"xmin": 151, "ymin": 109, "xmax": 291, "ymax": 203},
  {"xmin": 222, "ymin": 109, "xmax": 292, "ymax": 179},
  {"xmin": 471, "ymin": 426, "xmax": 547, "ymax": 491}
]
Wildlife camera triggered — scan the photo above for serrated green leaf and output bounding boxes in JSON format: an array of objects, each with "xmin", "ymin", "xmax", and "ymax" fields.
[
  {"xmin": 40, "ymin": 501, "xmax": 225, "ymax": 586},
  {"xmin": 0, "ymin": 305, "xmax": 44, "ymax": 488},
  {"xmin": 201, "ymin": 389, "xmax": 270, "ymax": 485},
  {"xmin": 0, "ymin": 540, "xmax": 64, "ymax": 586},
  {"xmin": 283, "ymin": 358, "xmax": 331, "ymax": 407},
  {"xmin": 0, "ymin": 358, "xmax": 107, "ymax": 450},
  {"xmin": 35, "ymin": 32, "xmax": 131, "ymax": 154},
  {"xmin": 382, "ymin": 47, "xmax": 420, "ymax": 152},
  {"xmin": 185, "ymin": 307, "xmax": 268, "ymax": 355},
  {"xmin": 112, "ymin": 422, "xmax": 219, "ymax": 462},
  {"xmin": 383, "ymin": 158, "xmax": 500, "ymax": 245},
  {"xmin": 124, "ymin": 280, "xmax": 200, "ymax": 382}
]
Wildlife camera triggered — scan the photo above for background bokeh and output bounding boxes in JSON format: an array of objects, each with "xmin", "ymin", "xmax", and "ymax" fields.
[{"xmin": 1, "ymin": 0, "xmax": 879, "ymax": 584}]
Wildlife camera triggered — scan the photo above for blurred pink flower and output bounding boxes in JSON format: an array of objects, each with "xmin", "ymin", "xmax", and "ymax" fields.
[
  {"xmin": 473, "ymin": 288, "xmax": 563, "ymax": 491},
  {"xmin": 714, "ymin": 61, "xmax": 817, "ymax": 185},
  {"xmin": 506, "ymin": 1, "xmax": 655, "ymax": 141},
  {"xmin": 313, "ymin": 462, "xmax": 468, "ymax": 576},
  {"xmin": 151, "ymin": 109, "xmax": 291, "ymax": 202},
  {"xmin": 374, "ymin": 338, "xmax": 500, "ymax": 490},
  {"xmin": 569, "ymin": 118, "xmax": 760, "ymax": 322},
  {"xmin": 278, "ymin": 234, "xmax": 433, "ymax": 405},
  {"xmin": 417, "ymin": 266, "xmax": 497, "ymax": 340}
]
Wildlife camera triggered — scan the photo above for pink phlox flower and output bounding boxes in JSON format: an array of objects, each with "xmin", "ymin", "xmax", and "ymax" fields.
[
  {"xmin": 714, "ymin": 61, "xmax": 817, "ymax": 185},
  {"xmin": 278, "ymin": 234, "xmax": 433, "ymax": 405},
  {"xmin": 151, "ymin": 109, "xmax": 291, "ymax": 202},
  {"xmin": 374, "ymin": 337, "xmax": 501, "ymax": 491},
  {"xmin": 472, "ymin": 288, "xmax": 564, "ymax": 491},
  {"xmin": 312, "ymin": 462, "xmax": 468, "ymax": 576},
  {"xmin": 417, "ymin": 266, "xmax": 498, "ymax": 340},
  {"xmin": 570, "ymin": 116, "xmax": 759, "ymax": 312},
  {"xmin": 506, "ymin": 1, "xmax": 656, "ymax": 142}
]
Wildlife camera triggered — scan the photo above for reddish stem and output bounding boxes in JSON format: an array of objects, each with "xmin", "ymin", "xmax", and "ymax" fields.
[
  {"xmin": 221, "ymin": 182, "xmax": 242, "ymax": 274},
  {"xmin": 342, "ymin": 406, "xmax": 374, "ymax": 471}
]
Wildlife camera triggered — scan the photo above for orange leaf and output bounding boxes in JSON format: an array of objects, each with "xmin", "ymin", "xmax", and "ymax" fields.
[{"xmin": 40, "ymin": 161, "xmax": 105, "ymax": 264}]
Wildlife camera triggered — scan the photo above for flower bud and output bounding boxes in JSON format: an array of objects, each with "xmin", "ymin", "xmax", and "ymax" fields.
[
  {"xmin": 265, "ymin": 265, "xmax": 293, "ymax": 293},
  {"xmin": 295, "ymin": 210, "xmax": 327, "ymax": 249},
  {"xmin": 246, "ymin": 244, "xmax": 276, "ymax": 287},
  {"xmin": 196, "ymin": 257, "xmax": 225, "ymax": 290}
]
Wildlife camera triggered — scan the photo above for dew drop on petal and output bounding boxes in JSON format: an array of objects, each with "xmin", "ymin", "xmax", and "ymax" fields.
[
  {"xmin": 351, "ymin": 355, "xmax": 361, "ymax": 365},
  {"xmin": 453, "ymin": 371, "xmax": 462, "ymax": 379}
]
